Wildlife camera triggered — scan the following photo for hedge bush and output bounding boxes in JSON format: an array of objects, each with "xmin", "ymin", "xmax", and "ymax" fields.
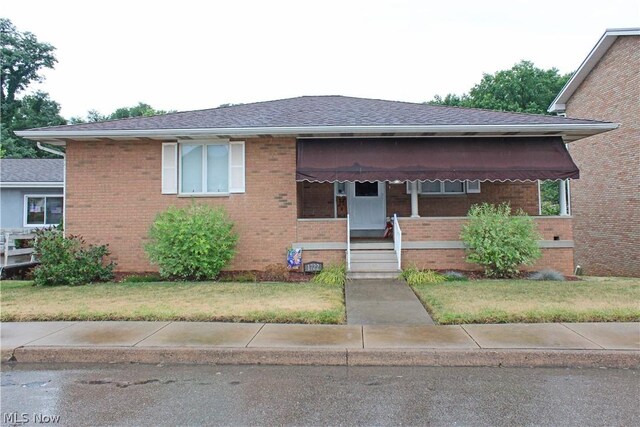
[
  {"xmin": 33, "ymin": 229, "xmax": 115, "ymax": 286},
  {"xmin": 145, "ymin": 204, "xmax": 237, "ymax": 280},
  {"xmin": 460, "ymin": 203, "xmax": 541, "ymax": 278}
]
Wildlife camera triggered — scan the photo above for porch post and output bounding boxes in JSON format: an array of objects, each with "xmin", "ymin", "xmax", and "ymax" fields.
[
  {"xmin": 410, "ymin": 181, "xmax": 420, "ymax": 218},
  {"xmin": 559, "ymin": 179, "xmax": 568, "ymax": 216}
]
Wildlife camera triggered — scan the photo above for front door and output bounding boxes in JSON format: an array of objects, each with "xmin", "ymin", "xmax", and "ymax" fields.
[{"xmin": 347, "ymin": 181, "xmax": 386, "ymax": 229}]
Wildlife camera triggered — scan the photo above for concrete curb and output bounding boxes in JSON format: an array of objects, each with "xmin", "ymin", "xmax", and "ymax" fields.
[{"xmin": 4, "ymin": 346, "xmax": 639, "ymax": 369}]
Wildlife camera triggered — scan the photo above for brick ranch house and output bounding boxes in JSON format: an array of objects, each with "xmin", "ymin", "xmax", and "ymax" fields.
[
  {"xmin": 549, "ymin": 28, "xmax": 639, "ymax": 277},
  {"xmin": 17, "ymin": 96, "xmax": 617, "ymax": 277}
]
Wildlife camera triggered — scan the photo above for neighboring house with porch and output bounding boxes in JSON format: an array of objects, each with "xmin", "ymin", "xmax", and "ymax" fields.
[
  {"xmin": 0, "ymin": 158, "xmax": 64, "ymax": 273},
  {"xmin": 17, "ymin": 96, "xmax": 616, "ymax": 277},
  {"xmin": 0, "ymin": 159, "xmax": 65, "ymax": 233},
  {"xmin": 549, "ymin": 28, "xmax": 639, "ymax": 277}
]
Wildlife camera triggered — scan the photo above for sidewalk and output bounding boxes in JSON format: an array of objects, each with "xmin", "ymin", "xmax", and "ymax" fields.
[
  {"xmin": 345, "ymin": 280, "xmax": 434, "ymax": 325},
  {"xmin": 1, "ymin": 321, "xmax": 639, "ymax": 368}
]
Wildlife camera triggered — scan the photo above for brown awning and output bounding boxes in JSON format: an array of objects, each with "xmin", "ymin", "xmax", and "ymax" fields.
[{"xmin": 296, "ymin": 137, "xmax": 579, "ymax": 182}]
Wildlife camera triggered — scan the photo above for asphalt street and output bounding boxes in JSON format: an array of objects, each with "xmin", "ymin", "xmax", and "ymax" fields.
[{"xmin": 1, "ymin": 363, "xmax": 638, "ymax": 426}]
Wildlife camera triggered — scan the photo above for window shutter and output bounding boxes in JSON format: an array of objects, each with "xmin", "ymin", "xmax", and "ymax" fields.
[
  {"xmin": 229, "ymin": 141, "xmax": 245, "ymax": 193},
  {"xmin": 161, "ymin": 143, "xmax": 177, "ymax": 194},
  {"xmin": 466, "ymin": 180, "xmax": 481, "ymax": 193}
]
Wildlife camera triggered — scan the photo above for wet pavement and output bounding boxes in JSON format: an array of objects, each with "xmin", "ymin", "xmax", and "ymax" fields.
[
  {"xmin": 2, "ymin": 363, "xmax": 639, "ymax": 426},
  {"xmin": 345, "ymin": 279, "xmax": 435, "ymax": 325},
  {"xmin": 2, "ymin": 321, "xmax": 639, "ymax": 352}
]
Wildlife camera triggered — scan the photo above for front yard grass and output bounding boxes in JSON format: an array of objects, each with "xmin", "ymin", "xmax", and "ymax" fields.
[
  {"xmin": 0, "ymin": 280, "xmax": 345, "ymax": 324},
  {"xmin": 410, "ymin": 276, "xmax": 640, "ymax": 324}
]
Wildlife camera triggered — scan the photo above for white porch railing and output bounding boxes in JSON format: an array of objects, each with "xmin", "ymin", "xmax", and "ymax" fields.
[
  {"xmin": 346, "ymin": 214, "xmax": 351, "ymax": 271},
  {"xmin": 393, "ymin": 214, "xmax": 402, "ymax": 270}
]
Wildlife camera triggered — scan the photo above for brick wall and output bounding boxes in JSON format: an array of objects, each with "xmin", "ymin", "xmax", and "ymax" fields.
[
  {"xmin": 402, "ymin": 248, "xmax": 574, "ymax": 275},
  {"xmin": 565, "ymin": 35, "xmax": 640, "ymax": 276},
  {"xmin": 296, "ymin": 219, "xmax": 347, "ymax": 242},
  {"xmin": 397, "ymin": 217, "xmax": 571, "ymax": 241},
  {"xmin": 297, "ymin": 182, "xmax": 334, "ymax": 218},
  {"xmin": 397, "ymin": 217, "xmax": 574, "ymax": 274},
  {"xmin": 66, "ymin": 137, "xmax": 298, "ymax": 273},
  {"xmin": 299, "ymin": 180, "xmax": 540, "ymax": 218}
]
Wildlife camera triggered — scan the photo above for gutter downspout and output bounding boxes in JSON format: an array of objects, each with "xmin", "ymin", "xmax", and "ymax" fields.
[{"xmin": 36, "ymin": 142, "xmax": 66, "ymax": 236}]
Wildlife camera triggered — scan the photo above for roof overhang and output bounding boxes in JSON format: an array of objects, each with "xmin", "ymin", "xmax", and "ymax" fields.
[
  {"xmin": 549, "ymin": 28, "xmax": 640, "ymax": 113},
  {"xmin": 0, "ymin": 182, "xmax": 64, "ymax": 188},
  {"xmin": 15, "ymin": 123, "xmax": 619, "ymax": 145}
]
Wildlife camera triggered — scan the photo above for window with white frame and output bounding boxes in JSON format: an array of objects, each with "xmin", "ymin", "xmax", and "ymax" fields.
[
  {"xmin": 164, "ymin": 140, "xmax": 245, "ymax": 195},
  {"xmin": 24, "ymin": 195, "xmax": 64, "ymax": 227},
  {"xmin": 406, "ymin": 180, "xmax": 481, "ymax": 195}
]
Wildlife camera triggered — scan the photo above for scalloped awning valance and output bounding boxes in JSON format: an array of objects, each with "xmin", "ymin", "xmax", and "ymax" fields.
[{"xmin": 296, "ymin": 137, "xmax": 579, "ymax": 182}]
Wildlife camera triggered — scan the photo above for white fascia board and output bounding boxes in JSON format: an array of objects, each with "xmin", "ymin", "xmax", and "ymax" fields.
[
  {"xmin": 15, "ymin": 123, "xmax": 619, "ymax": 140},
  {"xmin": 549, "ymin": 28, "xmax": 640, "ymax": 112},
  {"xmin": 0, "ymin": 182, "xmax": 64, "ymax": 188}
]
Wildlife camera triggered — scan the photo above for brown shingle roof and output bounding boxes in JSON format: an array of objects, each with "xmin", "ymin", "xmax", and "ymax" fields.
[{"xmin": 28, "ymin": 96, "xmax": 605, "ymax": 132}]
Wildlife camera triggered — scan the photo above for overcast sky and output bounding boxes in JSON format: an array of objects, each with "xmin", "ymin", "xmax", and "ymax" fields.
[{"xmin": 3, "ymin": 0, "xmax": 639, "ymax": 118}]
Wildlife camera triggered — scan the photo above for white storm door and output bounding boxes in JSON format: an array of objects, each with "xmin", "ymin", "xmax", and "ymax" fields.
[{"xmin": 347, "ymin": 182, "xmax": 386, "ymax": 229}]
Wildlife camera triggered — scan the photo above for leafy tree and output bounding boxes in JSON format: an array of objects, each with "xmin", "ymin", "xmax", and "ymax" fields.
[
  {"xmin": 540, "ymin": 180, "xmax": 560, "ymax": 215},
  {"xmin": 1, "ymin": 91, "xmax": 66, "ymax": 157},
  {"xmin": 1, "ymin": 18, "xmax": 57, "ymax": 126},
  {"xmin": 0, "ymin": 18, "xmax": 64, "ymax": 158},
  {"xmin": 429, "ymin": 60, "xmax": 571, "ymax": 115},
  {"xmin": 70, "ymin": 102, "xmax": 172, "ymax": 124}
]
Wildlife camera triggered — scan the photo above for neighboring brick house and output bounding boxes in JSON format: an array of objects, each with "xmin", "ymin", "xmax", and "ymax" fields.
[
  {"xmin": 549, "ymin": 28, "xmax": 640, "ymax": 277},
  {"xmin": 17, "ymin": 96, "xmax": 616, "ymax": 276}
]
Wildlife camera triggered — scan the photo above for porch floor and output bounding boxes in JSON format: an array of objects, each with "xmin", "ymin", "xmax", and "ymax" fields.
[{"xmin": 345, "ymin": 279, "xmax": 434, "ymax": 325}]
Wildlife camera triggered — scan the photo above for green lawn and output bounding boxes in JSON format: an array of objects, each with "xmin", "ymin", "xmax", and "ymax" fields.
[
  {"xmin": 0, "ymin": 280, "xmax": 345, "ymax": 324},
  {"xmin": 410, "ymin": 276, "xmax": 640, "ymax": 324}
]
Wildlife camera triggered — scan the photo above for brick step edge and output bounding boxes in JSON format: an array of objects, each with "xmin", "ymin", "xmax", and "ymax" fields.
[{"xmin": 3, "ymin": 347, "xmax": 639, "ymax": 369}]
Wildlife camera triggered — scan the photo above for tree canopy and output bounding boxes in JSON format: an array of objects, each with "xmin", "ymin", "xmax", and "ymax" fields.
[
  {"xmin": 1, "ymin": 18, "xmax": 64, "ymax": 158},
  {"xmin": 69, "ymin": 102, "xmax": 172, "ymax": 124},
  {"xmin": 429, "ymin": 60, "xmax": 571, "ymax": 115}
]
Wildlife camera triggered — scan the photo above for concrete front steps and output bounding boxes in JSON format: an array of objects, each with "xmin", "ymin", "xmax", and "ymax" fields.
[{"xmin": 348, "ymin": 242, "xmax": 401, "ymax": 279}]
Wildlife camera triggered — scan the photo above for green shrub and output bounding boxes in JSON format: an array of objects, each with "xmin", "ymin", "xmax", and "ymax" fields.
[
  {"xmin": 33, "ymin": 229, "xmax": 115, "ymax": 286},
  {"xmin": 122, "ymin": 274, "xmax": 163, "ymax": 283},
  {"xmin": 312, "ymin": 264, "xmax": 346, "ymax": 286},
  {"xmin": 401, "ymin": 265, "xmax": 446, "ymax": 285},
  {"xmin": 145, "ymin": 204, "xmax": 237, "ymax": 280},
  {"xmin": 528, "ymin": 269, "xmax": 565, "ymax": 281},
  {"xmin": 461, "ymin": 203, "xmax": 541, "ymax": 278}
]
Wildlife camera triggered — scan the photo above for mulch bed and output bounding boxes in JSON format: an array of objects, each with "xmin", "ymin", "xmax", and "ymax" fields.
[{"xmin": 114, "ymin": 269, "xmax": 579, "ymax": 283}]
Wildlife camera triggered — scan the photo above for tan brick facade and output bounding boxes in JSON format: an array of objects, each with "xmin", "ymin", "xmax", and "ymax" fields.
[
  {"xmin": 66, "ymin": 137, "xmax": 573, "ymax": 275},
  {"xmin": 296, "ymin": 219, "xmax": 347, "ymax": 242},
  {"xmin": 564, "ymin": 36, "xmax": 640, "ymax": 277},
  {"xmin": 66, "ymin": 137, "xmax": 299, "ymax": 273}
]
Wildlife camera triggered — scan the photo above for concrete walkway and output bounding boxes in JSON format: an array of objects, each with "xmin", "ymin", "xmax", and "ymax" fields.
[
  {"xmin": 1, "ymin": 321, "xmax": 638, "ymax": 368},
  {"xmin": 345, "ymin": 279, "xmax": 435, "ymax": 325}
]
